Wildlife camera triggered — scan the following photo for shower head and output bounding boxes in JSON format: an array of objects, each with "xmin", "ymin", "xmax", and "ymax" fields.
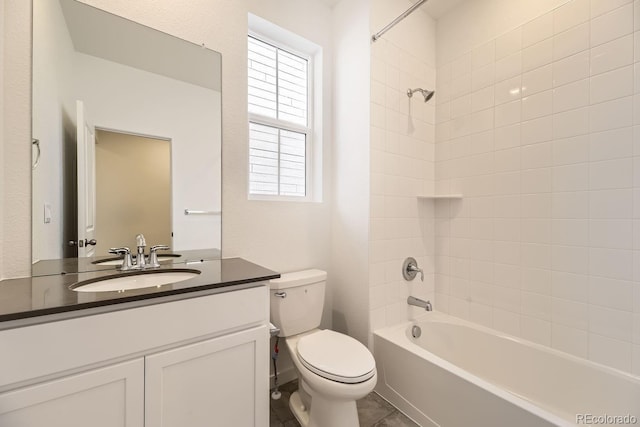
[{"xmin": 407, "ymin": 88, "xmax": 435, "ymax": 103}]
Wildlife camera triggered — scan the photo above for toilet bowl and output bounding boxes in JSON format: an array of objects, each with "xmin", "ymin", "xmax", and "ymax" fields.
[{"xmin": 269, "ymin": 270, "xmax": 377, "ymax": 427}]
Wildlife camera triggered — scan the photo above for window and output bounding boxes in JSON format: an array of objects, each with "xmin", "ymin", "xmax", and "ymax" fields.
[{"xmin": 248, "ymin": 34, "xmax": 312, "ymax": 198}]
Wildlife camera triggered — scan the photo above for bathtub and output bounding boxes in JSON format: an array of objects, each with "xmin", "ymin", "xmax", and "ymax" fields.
[{"xmin": 373, "ymin": 312, "xmax": 640, "ymax": 427}]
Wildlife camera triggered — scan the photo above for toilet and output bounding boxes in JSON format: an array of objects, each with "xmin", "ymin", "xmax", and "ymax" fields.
[{"xmin": 269, "ymin": 269, "xmax": 377, "ymax": 427}]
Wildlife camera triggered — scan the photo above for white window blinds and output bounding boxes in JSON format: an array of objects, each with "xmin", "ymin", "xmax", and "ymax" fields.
[{"xmin": 248, "ymin": 35, "xmax": 309, "ymax": 197}]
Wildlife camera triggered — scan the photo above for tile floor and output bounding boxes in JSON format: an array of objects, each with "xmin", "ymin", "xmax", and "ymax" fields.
[{"xmin": 270, "ymin": 380, "xmax": 419, "ymax": 427}]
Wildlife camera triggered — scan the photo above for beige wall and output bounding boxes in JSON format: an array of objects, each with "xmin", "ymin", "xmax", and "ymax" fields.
[{"xmin": 95, "ymin": 130, "xmax": 171, "ymax": 255}]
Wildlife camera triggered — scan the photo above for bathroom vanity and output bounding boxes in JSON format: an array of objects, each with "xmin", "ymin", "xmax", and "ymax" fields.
[{"xmin": 0, "ymin": 257, "xmax": 278, "ymax": 427}]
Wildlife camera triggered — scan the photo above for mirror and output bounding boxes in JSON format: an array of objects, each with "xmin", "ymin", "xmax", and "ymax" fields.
[{"xmin": 31, "ymin": 0, "xmax": 222, "ymax": 275}]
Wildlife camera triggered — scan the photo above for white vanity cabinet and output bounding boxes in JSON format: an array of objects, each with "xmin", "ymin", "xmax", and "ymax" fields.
[
  {"xmin": 0, "ymin": 358, "xmax": 144, "ymax": 426},
  {"xmin": 0, "ymin": 285, "xmax": 270, "ymax": 427}
]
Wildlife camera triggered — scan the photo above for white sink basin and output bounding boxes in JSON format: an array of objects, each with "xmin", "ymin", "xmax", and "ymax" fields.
[{"xmin": 71, "ymin": 269, "xmax": 200, "ymax": 293}]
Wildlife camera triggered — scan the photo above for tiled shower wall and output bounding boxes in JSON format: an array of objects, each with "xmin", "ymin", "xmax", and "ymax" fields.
[
  {"xmin": 435, "ymin": 0, "xmax": 640, "ymax": 374},
  {"xmin": 368, "ymin": 0, "xmax": 437, "ymax": 337}
]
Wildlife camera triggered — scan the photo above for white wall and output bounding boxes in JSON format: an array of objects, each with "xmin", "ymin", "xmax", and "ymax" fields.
[
  {"xmin": 330, "ymin": 0, "xmax": 371, "ymax": 345},
  {"xmin": 368, "ymin": 0, "xmax": 437, "ymax": 338},
  {"xmin": 1, "ymin": 0, "xmax": 333, "ymax": 279},
  {"xmin": 435, "ymin": 0, "xmax": 640, "ymax": 375},
  {"xmin": 1, "ymin": 0, "xmax": 31, "ymax": 279},
  {"xmin": 32, "ymin": 0, "xmax": 78, "ymax": 262},
  {"xmin": 0, "ymin": 0, "xmax": 5, "ymax": 279}
]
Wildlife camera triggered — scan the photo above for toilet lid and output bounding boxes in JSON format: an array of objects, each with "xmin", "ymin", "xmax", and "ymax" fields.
[{"xmin": 296, "ymin": 330, "xmax": 376, "ymax": 384}]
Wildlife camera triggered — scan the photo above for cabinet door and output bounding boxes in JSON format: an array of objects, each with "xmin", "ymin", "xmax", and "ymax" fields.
[
  {"xmin": 145, "ymin": 325, "xmax": 269, "ymax": 427},
  {"xmin": 0, "ymin": 358, "xmax": 144, "ymax": 427}
]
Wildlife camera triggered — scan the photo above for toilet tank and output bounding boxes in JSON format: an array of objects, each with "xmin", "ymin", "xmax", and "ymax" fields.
[{"xmin": 269, "ymin": 269, "xmax": 327, "ymax": 337}]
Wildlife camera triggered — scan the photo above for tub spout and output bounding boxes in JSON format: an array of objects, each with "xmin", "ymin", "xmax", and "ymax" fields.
[{"xmin": 408, "ymin": 296, "xmax": 432, "ymax": 311}]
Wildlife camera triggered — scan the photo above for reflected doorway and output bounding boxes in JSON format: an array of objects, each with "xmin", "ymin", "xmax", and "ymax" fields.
[{"xmin": 95, "ymin": 129, "xmax": 172, "ymax": 255}]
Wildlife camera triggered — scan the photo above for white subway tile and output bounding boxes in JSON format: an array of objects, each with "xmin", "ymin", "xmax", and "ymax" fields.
[
  {"xmin": 591, "ymin": 0, "xmax": 633, "ymax": 17},
  {"xmin": 494, "ymin": 147, "xmax": 521, "ymax": 173},
  {"xmin": 450, "ymin": 73, "xmax": 472, "ymax": 99},
  {"xmin": 552, "ymin": 219, "xmax": 590, "ymax": 246},
  {"xmin": 553, "ymin": 79, "xmax": 590, "ymax": 113},
  {"xmin": 522, "ymin": 116, "xmax": 554, "ymax": 145},
  {"xmin": 633, "ymin": 345, "xmax": 640, "ymax": 375},
  {"xmin": 589, "ymin": 219, "xmax": 634, "ymax": 249},
  {"xmin": 494, "ymin": 76, "xmax": 522, "ymax": 105},
  {"xmin": 522, "ymin": 293, "xmax": 553, "ymax": 321},
  {"xmin": 493, "ymin": 218, "xmax": 521, "ymax": 241},
  {"xmin": 522, "ymin": 38, "xmax": 554, "ymax": 72},
  {"xmin": 553, "ymin": 107, "xmax": 589, "ymax": 138},
  {"xmin": 589, "ymin": 189, "xmax": 634, "ymax": 218},
  {"xmin": 523, "ymin": 13, "xmax": 554, "ymax": 47},
  {"xmin": 552, "ymin": 323, "xmax": 588, "ymax": 357},
  {"xmin": 522, "ymin": 142, "xmax": 553, "ymax": 169},
  {"xmin": 495, "ymin": 27, "xmax": 522, "ymax": 60},
  {"xmin": 521, "ymin": 316, "xmax": 552, "ymax": 346},
  {"xmin": 590, "ymin": 127, "xmax": 633, "ymax": 161},
  {"xmin": 552, "ymin": 191, "xmax": 589, "ymax": 218},
  {"xmin": 590, "ymin": 247, "xmax": 634, "ymax": 280},
  {"xmin": 493, "ymin": 308, "xmax": 521, "ymax": 336},
  {"xmin": 495, "ymin": 52, "xmax": 522, "ymax": 83},
  {"xmin": 471, "ymin": 86, "xmax": 495, "ymax": 112},
  {"xmin": 494, "ymin": 241, "xmax": 521, "ymax": 265},
  {"xmin": 493, "ymin": 195, "xmax": 522, "ymax": 219},
  {"xmin": 494, "ymin": 124, "xmax": 521, "ymax": 151},
  {"xmin": 472, "ymin": 64, "xmax": 495, "ymax": 91},
  {"xmin": 553, "ymin": 51, "xmax": 590, "ymax": 87},
  {"xmin": 553, "ymin": 163, "xmax": 589, "ymax": 191},
  {"xmin": 590, "ymin": 34, "xmax": 633, "ymax": 75},
  {"xmin": 553, "ymin": 135, "xmax": 589, "ymax": 166},
  {"xmin": 522, "ymin": 268, "xmax": 552, "ymax": 295},
  {"xmin": 494, "ymin": 171, "xmax": 521, "ymax": 196},
  {"xmin": 552, "ymin": 245, "xmax": 590, "ymax": 275},
  {"xmin": 521, "ymin": 219, "xmax": 552, "ymax": 243},
  {"xmin": 472, "ymin": 40, "xmax": 495, "ymax": 71},
  {"xmin": 522, "ymin": 64, "xmax": 553, "ymax": 96},
  {"xmin": 552, "ymin": 296, "xmax": 589, "ymax": 328},
  {"xmin": 589, "ymin": 96, "xmax": 634, "ymax": 133},
  {"xmin": 552, "ymin": 271, "xmax": 589, "ymax": 302},
  {"xmin": 451, "ymin": 53, "xmax": 472, "ymax": 79},
  {"xmin": 522, "ymin": 90, "xmax": 553, "ymax": 121},
  {"xmin": 522, "ymin": 168, "xmax": 552, "ymax": 194},
  {"xmin": 522, "ymin": 193, "xmax": 553, "ymax": 218},
  {"xmin": 588, "ymin": 333, "xmax": 633, "ymax": 371},
  {"xmin": 635, "ymin": 63, "xmax": 640, "ymax": 94},
  {"xmin": 468, "ymin": 301, "xmax": 493, "ymax": 327},
  {"xmin": 554, "ymin": 0, "xmax": 590, "ymax": 34},
  {"xmin": 590, "ymin": 3, "xmax": 634, "ymax": 47},
  {"xmin": 597, "ymin": 157, "xmax": 633, "ymax": 191},
  {"xmin": 589, "ymin": 276, "xmax": 634, "ymax": 311},
  {"xmin": 495, "ymin": 99, "xmax": 522, "ymax": 127},
  {"xmin": 450, "ymin": 94, "xmax": 472, "ymax": 118},
  {"xmin": 471, "ymin": 109, "xmax": 494, "ymax": 134},
  {"xmin": 553, "ymin": 23, "xmax": 590, "ymax": 61}
]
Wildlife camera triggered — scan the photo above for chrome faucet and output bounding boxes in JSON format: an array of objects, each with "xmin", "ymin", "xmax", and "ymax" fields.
[
  {"xmin": 135, "ymin": 234, "xmax": 147, "ymax": 269},
  {"xmin": 407, "ymin": 296, "xmax": 432, "ymax": 311},
  {"xmin": 110, "ymin": 234, "xmax": 170, "ymax": 270}
]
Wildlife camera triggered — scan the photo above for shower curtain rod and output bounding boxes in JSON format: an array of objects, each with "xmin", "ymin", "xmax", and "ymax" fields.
[{"xmin": 371, "ymin": 0, "xmax": 428, "ymax": 42}]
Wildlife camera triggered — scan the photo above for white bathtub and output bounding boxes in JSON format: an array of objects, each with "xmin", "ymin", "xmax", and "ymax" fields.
[{"xmin": 374, "ymin": 312, "xmax": 640, "ymax": 427}]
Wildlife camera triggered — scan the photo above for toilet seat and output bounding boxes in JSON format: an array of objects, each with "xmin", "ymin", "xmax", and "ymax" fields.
[{"xmin": 296, "ymin": 330, "xmax": 376, "ymax": 384}]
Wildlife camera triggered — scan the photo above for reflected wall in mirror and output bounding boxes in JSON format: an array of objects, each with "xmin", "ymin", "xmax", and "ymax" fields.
[{"xmin": 32, "ymin": 0, "xmax": 222, "ymax": 272}]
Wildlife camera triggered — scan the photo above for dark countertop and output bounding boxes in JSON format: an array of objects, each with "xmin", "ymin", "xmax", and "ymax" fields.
[
  {"xmin": 0, "ymin": 257, "xmax": 279, "ymax": 329},
  {"xmin": 31, "ymin": 248, "xmax": 222, "ymax": 277}
]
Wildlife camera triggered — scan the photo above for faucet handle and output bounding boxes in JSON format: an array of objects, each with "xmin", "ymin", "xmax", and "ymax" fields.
[
  {"xmin": 402, "ymin": 257, "xmax": 424, "ymax": 281},
  {"xmin": 148, "ymin": 245, "xmax": 170, "ymax": 268},
  {"xmin": 108, "ymin": 247, "xmax": 134, "ymax": 271}
]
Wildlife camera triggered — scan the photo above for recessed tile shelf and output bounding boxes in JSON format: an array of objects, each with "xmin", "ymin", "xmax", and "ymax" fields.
[{"xmin": 417, "ymin": 194, "xmax": 463, "ymax": 200}]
